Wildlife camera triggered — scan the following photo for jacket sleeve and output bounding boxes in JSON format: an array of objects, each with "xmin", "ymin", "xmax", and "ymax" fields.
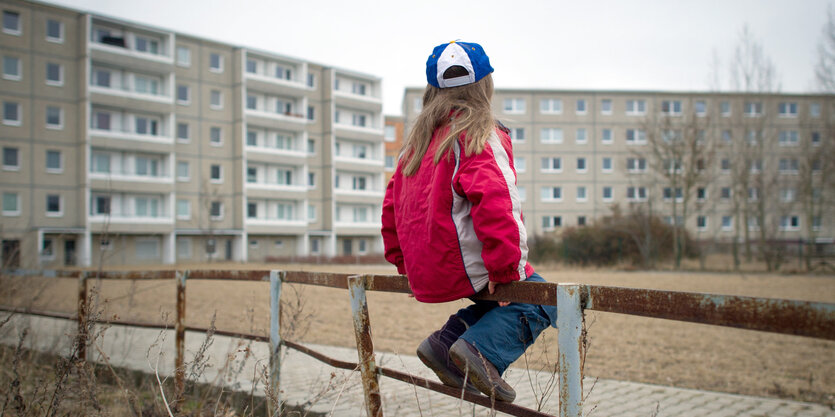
[
  {"xmin": 455, "ymin": 131, "xmax": 527, "ymax": 284},
  {"xmin": 381, "ymin": 171, "xmax": 406, "ymax": 274}
]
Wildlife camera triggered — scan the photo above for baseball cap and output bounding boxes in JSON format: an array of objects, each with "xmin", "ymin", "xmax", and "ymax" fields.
[{"xmin": 425, "ymin": 41, "xmax": 494, "ymax": 88}]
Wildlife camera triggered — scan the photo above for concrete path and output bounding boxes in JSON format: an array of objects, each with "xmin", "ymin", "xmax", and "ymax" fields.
[{"xmin": 1, "ymin": 314, "xmax": 832, "ymax": 417}]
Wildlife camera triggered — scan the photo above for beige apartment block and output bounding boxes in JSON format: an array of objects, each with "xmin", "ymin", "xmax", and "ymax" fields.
[
  {"xmin": 0, "ymin": 1, "xmax": 384, "ymax": 269},
  {"xmin": 402, "ymin": 88, "xmax": 834, "ymax": 247}
]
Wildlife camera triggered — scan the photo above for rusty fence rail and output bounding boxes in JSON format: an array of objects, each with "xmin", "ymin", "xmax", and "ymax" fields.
[{"xmin": 1, "ymin": 269, "xmax": 834, "ymax": 417}]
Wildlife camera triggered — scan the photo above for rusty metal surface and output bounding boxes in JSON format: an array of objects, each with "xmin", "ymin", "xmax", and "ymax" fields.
[
  {"xmin": 77, "ymin": 274, "xmax": 88, "ymax": 361},
  {"xmin": 586, "ymin": 285, "xmax": 835, "ymax": 340},
  {"xmin": 472, "ymin": 280, "xmax": 558, "ymax": 305},
  {"xmin": 186, "ymin": 270, "xmax": 272, "ymax": 281},
  {"xmin": 348, "ymin": 275, "xmax": 383, "ymax": 417},
  {"xmin": 283, "ymin": 271, "xmax": 352, "ymax": 288},
  {"xmin": 0, "ymin": 306, "xmax": 75, "ymax": 320},
  {"xmin": 84, "ymin": 270, "xmax": 178, "ymax": 280},
  {"xmin": 557, "ymin": 284, "xmax": 584, "ymax": 417},
  {"xmin": 174, "ymin": 271, "xmax": 187, "ymax": 408}
]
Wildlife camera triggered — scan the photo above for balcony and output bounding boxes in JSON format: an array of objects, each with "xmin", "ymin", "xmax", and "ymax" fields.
[
  {"xmin": 89, "ymin": 68, "xmax": 173, "ymax": 112},
  {"xmin": 334, "ymin": 89, "xmax": 382, "ymax": 113},
  {"xmin": 89, "ymin": 25, "xmax": 173, "ymax": 73},
  {"xmin": 89, "ymin": 109, "xmax": 173, "ymax": 145},
  {"xmin": 245, "ymin": 109, "xmax": 308, "ymax": 132}
]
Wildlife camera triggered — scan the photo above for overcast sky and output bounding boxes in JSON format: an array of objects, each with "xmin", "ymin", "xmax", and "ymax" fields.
[{"xmin": 44, "ymin": 0, "xmax": 831, "ymax": 115}]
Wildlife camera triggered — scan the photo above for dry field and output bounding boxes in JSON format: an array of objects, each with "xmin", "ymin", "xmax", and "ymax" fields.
[{"xmin": 2, "ymin": 263, "xmax": 834, "ymax": 407}]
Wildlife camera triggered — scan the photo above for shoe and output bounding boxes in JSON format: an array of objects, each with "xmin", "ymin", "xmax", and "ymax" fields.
[
  {"xmin": 448, "ymin": 339, "xmax": 516, "ymax": 402},
  {"xmin": 417, "ymin": 336, "xmax": 480, "ymax": 395}
]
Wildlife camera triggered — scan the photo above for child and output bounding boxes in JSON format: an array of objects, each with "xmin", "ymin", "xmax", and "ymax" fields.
[{"xmin": 381, "ymin": 41, "xmax": 557, "ymax": 402}]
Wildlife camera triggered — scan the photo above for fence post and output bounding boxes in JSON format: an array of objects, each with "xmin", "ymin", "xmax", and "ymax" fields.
[
  {"xmin": 348, "ymin": 274, "xmax": 382, "ymax": 417},
  {"xmin": 557, "ymin": 283, "xmax": 583, "ymax": 417},
  {"xmin": 77, "ymin": 271, "xmax": 88, "ymax": 362},
  {"xmin": 174, "ymin": 270, "xmax": 188, "ymax": 409},
  {"xmin": 269, "ymin": 270, "xmax": 283, "ymax": 412}
]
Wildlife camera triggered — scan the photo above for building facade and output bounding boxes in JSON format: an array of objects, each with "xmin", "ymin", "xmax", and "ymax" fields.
[
  {"xmin": 402, "ymin": 87, "xmax": 834, "ymax": 244},
  {"xmin": 383, "ymin": 115, "xmax": 403, "ymax": 183},
  {"xmin": 0, "ymin": 1, "xmax": 385, "ymax": 269}
]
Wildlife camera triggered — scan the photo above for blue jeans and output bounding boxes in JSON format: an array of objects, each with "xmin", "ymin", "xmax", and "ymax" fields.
[{"xmin": 456, "ymin": 273, "xmax": 557, "ymax": 375}]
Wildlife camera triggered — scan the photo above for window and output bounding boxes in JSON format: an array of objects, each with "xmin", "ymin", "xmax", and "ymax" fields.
[
  {"xmin": 778, "ymin": 158, "xmax": 799, "ymax": 174},
  {"xmin": 721, "ymin": 216, "xmax": 733, "ymax": 231},
  {"xmin": 2, "ymin": 56, "xmax": 20, "ymax": 80},
  {"xmin": 540, "ymin": 98, "xmax": 562, "ymax": 114},
  {"xmin": 352, "ymin": 176, "xmax": 367, "ymax": 191},
  {"xmin": 812, "ymin": 216, "xmax": 822, "ymax": 231},
  {"xmin": 351, "ymin": 113, "xmax": 367, "ymax": 127},
  {"xmin": 541, "ymin": 157, "xmax": 562, "ymax": 172},
  {"xmin": 384, "ymin": 125, "xmax": 395, "ymax": 142},
  {"xmin": 780, "ymin": 188, "xmax": 796, "ymax": 203},
  {"xmin": 602, "ymin": 186, "xmax": 613, "ymax": 201},
  {"xmin": 135, "ymin": 116, "xmax": 159, "ymax": 136},
  {"xmin": 135, "ymin": 36, "xmax": 159, "ymax": 55},
  {"xmin": 577, "ymin": 216, "xmax": 587, "ymax": 226},
  {"xmin": 46, "ymin": 150, "xmax": 62, "ymax": 173},
  {"xmin": 91, "ymin": 152, "xmax": 110, "ymax": 173},
  {"xmin": 779, "ymin": 215, "xmax": 800, "ymax": 231},
  {"xmin": 626, "ymin": 186, "xmax": 648, "ymax": 201},
  {"xmin": 41, "ymin": 239, "xmax": 54, "ymax": 259},
  {"xmin": 576, "ymin": 157, "xmax": 587, "ymax": 172},
  {"xmin": 575, "ymin": 128, "xmax": 587, "ymax": 144},
  {"xmin": 721, "ymin": 158, "xmax": 731, "ymax": 172},
  {"xmin": 697, "ymin": 187, "xmax": 707, "ymax": 201},
  {"xmin": 210, "ymin": 127, "xmax": 222, "ymax": 145},
  {"xmin": 307, "ymin": 138, "xmax": 315, "ymax": 154},
  {"xmin": 307, "ymin": 105, "xmax": 315, "ymax": 121},
  {"xmin": 45, "ymin": 106, "xmax": 62, "ymax": 129},
  {"xmin": 777, "ymin": 102, "xmax": 797, "ymax": 117},
  {"xmin": 352, "ymin": 81, "xmax": 367, "ymax": 95},
  {"xmin": 3, "ymin": 146, "xmax": 19, "ymax": 170},
  {"xmin": 541, "ymin": 186, "xmax": 562, "ymax": 202},
  {"xmin": 176, "ymin": 161, "xmax": 189, "ymax": 181},
  {"xmin": 210, "ymin": 164, "xmax": 222, "ymax": 182},
  {"xmin": 308, "ymin": 172, "xmax": 316, "ymax": 187},
  {"xmin": 210, "ymin": 201, "xmax": 223, "ymax": 219},
  {"xmin": 173, "ymin": 198, "xmax": 190, "ymax": 220},
  {"xmin": 602, "ymin": 157, "xmax": 612, "ymax": 173},
  {"xmin": 744, "ymin": 101, "xmax": 762, "ymax": 117},
  {"xmin": 542, "ymin": 215, "xmax": 562, "ymax": 230},
  {"xmin": 720, "ymin": 101, "xmax": 731, "ymax": 116},
  {"xmin": 2, "ymin": 192, "xmax": 20, "ymax": 215},
  {"xmin": 136, "ymin": 239, "xmax": 160, "ymax": 260},
  {"xmin": 694, "ymin": 100, "xmax": 707, "ymax": 116},
  {"xmin": 720, "ymin": 187, "xmax": 732, "ymax": 200},
  {"xmin": 722, "ymin": 130, "xmax": 732, "ymax": 143},
  {"xmin": 3, "ymin": 101, "xmax": 20, "ymax": 125},
  {"xmin": 277, "ymin": 203, "xmax": 295, "ymax": 220},
  {"xmin": 210, "ymin": 90, "xmax": 223, "ymax": 109},
  {"xmin": 746, "ymin": 129, "xmax": 760, "ymax": 144},
  {"xmin": 663, "ymin": 187, "xmax": 683, "ymax": 202},
  {"xmin": 177, "ymin": 85, "xmax": 190, "ymax": 104},
  {"xmin": 510, "ymin": 127, "xmax": 525, "ymax": 142},
  {"xmin": 209, "ymin": 53, "xmax": 223, "ymax": 72},
  {"xmin": 540, "ymin": 128, "xmax": 562, "ymax": 143},
  {"xmin": 661, "ymin": 100, "xmax": 682, "ymax": 115},
  {"xmin": 3, "ymin": 10, "xmax": 20, "ymax": 35},
  {"xmin": 246, "ymin": 59, "xmax": 257, "ymax": 74},
  {"xmin": 811, "ymin": 131, "xmax": 821, "ymax": 146},
  {"xmin": 307, "ymin": 73, "xmax": 315, "ymax": 88},
  {"xmin": 46, "ymin": 194, "xmax": 61, "ymax": 216},
  {"xmin": 778, "ymin": 130, "xmax": 799, "ymax": 146},
  {"xmin": 600, "ymin": 99, "xmax": 612, "ymax": 115},
  {"xmin": 748, "ymin": 216, "xmax": 760, "ymax": 231},
  {"xmin": 503, "ymin": 98, "xmax": 525, "ymax": 113},
  {"xmin": 246, "ymin": 166, "xmax": 257, "ymax": 183},
  {"xmin": 662, "ymin": 129, "xmax": 682, "ymax": 142},
  {"xmin": 576, "ymin": 186, "xmax": 587, "ymax": 202},
  {"xmin": 601, "ymin": 128, "xmax": 613, "ymax": 144},
  {"xmin": 625, "ymin": 99, "xmax": 645, "ymax": 115},
  {"xmin": 576, "ymin": 99, "xmax": 586, "ymax": 114},
  {"xmin": 177, "ymin": 122, "xmax": 189, "ymax": 142},
  {"xmin": 91, "ymin": 68, "xmax": 111, "ymax": 87},
  {"xmin": 247, "ymin": 202, "xmax": 257, "ymax": 218},
  {"xmin": 518, "ymin": 186, "xmax": 526, "ymax": 201},
  {"xmin": 243, "ymin": 94, "xmax": 257, "ymax": 110},
  {"xmin": 514, "ymin": 157, "xmax": 526, "ymax": 172},
  {"xmin": 810, "ymin": 103, "xmax": 821, "ymax": 117},
  {"xmin": 45, "ymin": 62, "xmax": 62, "ymax": 86},
  {"xmin": 176, "ymin": 46, "xmax": 190, "ymax": 67},
  {"xmin": 626, "ymin": 157, "xmax": 646, "ymax": 173},
  {"xmin": 177, "ymin": 238, "xmax": 191, "ymax": 258},
  {"xmin": 93, "ymin": 195, "xmax": 111, "ymax": 215},
  {"xmin": 697, "ymin": 216, "xmax": 708, "ymax": 230},
  {"xmin": 625, "ymin": 129, "xmax": 646, "ymax": 144}
]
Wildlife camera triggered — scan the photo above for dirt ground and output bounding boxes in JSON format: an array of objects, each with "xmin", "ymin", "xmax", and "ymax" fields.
[{"xmin": 2, "ymin": 263, "xmax": 834, "ymax": 406}]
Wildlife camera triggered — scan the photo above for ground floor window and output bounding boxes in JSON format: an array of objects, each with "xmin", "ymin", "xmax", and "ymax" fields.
[
  {"xmin": 136, "ymin": 238, "xmax": 160, "ymax": 260},
  {"xmin": 177, "ymin": 237, "xmax": 191, "ymax": 259}
]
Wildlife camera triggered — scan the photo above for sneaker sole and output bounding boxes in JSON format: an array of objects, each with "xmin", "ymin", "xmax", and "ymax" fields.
[{"xmin": 448, "ymin": 340, "xmax": 516, "ymax": 402}]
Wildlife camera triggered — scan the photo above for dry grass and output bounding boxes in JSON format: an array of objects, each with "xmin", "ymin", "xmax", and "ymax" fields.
[{"xmin": 1, "ymin": 263, "xmax": 834, "ymax": 407}]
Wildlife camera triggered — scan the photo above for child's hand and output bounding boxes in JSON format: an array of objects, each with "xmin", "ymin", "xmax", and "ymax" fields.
[{"xmin": 488, "ymin": 281, "xmax": 510, "ymax": 307}]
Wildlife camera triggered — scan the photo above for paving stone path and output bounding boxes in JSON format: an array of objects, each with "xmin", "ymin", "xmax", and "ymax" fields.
[{"xmin": 1, "ymin": 315, "xmax": 832, "ymax": 417}]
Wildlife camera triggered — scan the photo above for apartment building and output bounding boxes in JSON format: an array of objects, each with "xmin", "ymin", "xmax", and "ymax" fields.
[
  {"xmin": 0, "ymin": 1, "xmax": 385, "ymax": 269},
  {"xmin": 402, "ymin": 88, "xmax": 833, "ymax": 243},
  {"xmin": 383, "ymin": 115, "xmax": 403, "ymax": 183}
]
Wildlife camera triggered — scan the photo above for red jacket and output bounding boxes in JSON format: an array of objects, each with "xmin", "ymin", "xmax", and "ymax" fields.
[{"xmin": 381, "ymin": 124, "xmax": 533, "ymax": 303}]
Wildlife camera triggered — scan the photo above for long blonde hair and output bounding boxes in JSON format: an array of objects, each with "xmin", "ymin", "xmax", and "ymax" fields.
[{"xmin": 400, "ymin": 74, "xmax": 495, "ymax": 176}]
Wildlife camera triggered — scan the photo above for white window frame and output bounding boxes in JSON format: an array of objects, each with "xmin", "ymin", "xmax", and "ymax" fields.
[
  {"xmin": 625, "ymin": 128, "xmax": 646, "ymax": 145},
  {"xmin": 540, "ymin": 128, "xmax": 563, "ymax": 144},
  {"xmin": 601, "ymin": 128, "xmax": 613, "ymax": 145},
  {"xmin": 45, "ymin": 62, "xmax": 63, "ymax": 86},
  {"xmin": 176, "ymin": 46, "xmax": 191, "ymax": 67},
  {"xmin": 308, "ymin": 204, "xmax": 317, "ymax": 222},
  {"xmin": 3, "ymin": 146, "xmax": 19, "ymax": 170},
  {"xmin": 542, "ymin": 215, "xmax": 562, "ymax": 231},
  {"xmin": 744, "ymin": 101, "xmax": 763, "ymax": 117},
  {"xmin": 514, "ymin": 157, "xmax": 526, "ymax": 173},
  {"xmin": 41, "ymin": 238, "xmax": 55, "ymax": 260},
  {"xmin": 779, "ymin": 215, "xmax": 800, "ymax": 231},
  {"xmin": 176, "ymin": 160, "xmax": 190, "ymax": 182},
  {"xmin": 44, "ymin": 106, "xmax": 63, "ymax": 130},
  {"xmin": 694, "ymin": 100, "xmax": 707, "ymax": 117},
  {"xmin": 176, "ymin": 199, "xmax": 191, "ymax": 220},
  {"xmin": 721, "ymin": 216, "xmax": 733, "ymax": 231},
  {"xmin": 210, "ymin": 201, "xmax": 224, "ymax": 221},
  {"xmin": 2, "ymin": 10, "xmax": 21, "ymax": 36},
  {"xmin": 210, "ymin": 127, "xmax": 223, "ymax": 146},
  {"xmin": 503, "ymin": 98, "xmax": 526, "ymax": 114},
  {"xmin": 777, "ymin": 102, "xmax": 798, "ymax": 118},
  {"xmin": 45, "ymin": 149, "xmax": 63, "ymax": 173},
  {"xmin": 210, "ymin": 89, "xmax": 223, "ymax": 110},
  {"xmin": 720, "ymin": 101, "xmax": 731, "ymax": 117},
  {"xmin": 2, "ymin": 191, "xmax": 20, "ymax": 216},
  {"xmin": 45, "ymin": 193, "xmax": 63, "ymax": 217},
  {"xmin": 626, "ymin": 157, "xmax": 647, "ymax": 173},
  {"xmin": 540, "ymin": 98, "xmax": 562, "ymax": 114},
  {"xmin": 661, "ymin": 100, "xmax": 682, "ymax": 116},
  {"xmin": 46, "ymin": 19, "xmax": 64, "ymax": 43},
  {"xmin": 576, "ymin": 157, "xmax": 587, "ymax": 173},
  {"xmin": 626, "ymin": 186, "xmax": 648, "ymax": 202},
  {"xmin": 575, "ymin": 128, "xmax": 588, "ymax": 144},
  {"xmin": 209, "ymin": 53, "xmax": 224, "ymax": 73},
  {"xmin": 136, "ymin": 238, "xmax": 161, "ymax": 260},
  {"xmin": 810, "ymin": 103, "xmax": 821, "ymax": 118},
  {"xmin": 575, "ymin": 99, "xmax": 587, "ymax": 115},
  {"xmin": 541, "ymin": 186, "xmax": 562, "ymax": 202},
  {"xmin": 177, "ymin": 237, "xmax": 192, "ymax": 259},
  {"xmin": 3, "ymin": 101, "xmax": 21, "ymax": 126},
  {"xmin": 576, "ymin": 186, "xmax": 588, "ymax": 202},
  {"xmin": 600, "ymin": 99, "xmax": 612, "ymax": 115},
  {"xmin": 778, "ymin": 130, "xmax": 799, "ymax": 147},
  {"xmin": 510, "ymin": 127, "xmax": 525, "ymax": 142},
  {"xmin": 601, "ymin": 157, "xmax": 613, "ymax": 173},
  {"xmin": 177, "ymin": 84, "xmax": 190, "ymax": 105},
  {"xmin": 541, "ymin": 157, "xmax": 562, "ymax": 173},
  {"xmin": 209, "ymin": 164, "xmax": 223, "ymax": 183},
  {"xmin": 176, "ymin": 122, "xmax": 190, "ymax": 143},
  {"xmin": 625, "ymin": 99, "xmax": 646, "ymax": 116},
  {"xmin": 602, "ymin": 186, "xmax": 613, "ymax": 202},
  {"xmin": 2, "ymin": 55, "xmax": 21, "ymax": 81}
]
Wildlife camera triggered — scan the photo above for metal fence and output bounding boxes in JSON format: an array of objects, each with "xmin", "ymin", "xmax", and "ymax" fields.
[{"xmin": 1, "ymin": 269, "xmax": 834, "ymax": 417}]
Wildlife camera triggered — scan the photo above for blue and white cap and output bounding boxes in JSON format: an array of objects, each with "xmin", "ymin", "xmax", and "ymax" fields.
[{"xmin": 426, "ymin": 41, "xmax": 493, "ymax": 88}]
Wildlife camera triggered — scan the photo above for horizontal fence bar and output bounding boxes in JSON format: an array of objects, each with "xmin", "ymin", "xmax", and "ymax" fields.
[
  {"xmin": 585, "ymin": 285, "xmax": 835, "ymax": 340},
  {"xmin": 85, "ymin": 270, "xmax": 178, "ymax": 280},
  {"xmin": 185, "ymin": 270, "xmax": 272, "ymax": 281}
]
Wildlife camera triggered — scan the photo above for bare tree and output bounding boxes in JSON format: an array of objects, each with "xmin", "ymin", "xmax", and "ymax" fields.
[{"xmin": 815, "ymin": 5, "xmax": 835, "ymax": 92}]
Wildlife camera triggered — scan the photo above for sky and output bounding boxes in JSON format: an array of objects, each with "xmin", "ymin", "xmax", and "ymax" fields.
[{"xmin": 43, "ymin": 0, "xmax": 831, "ymax": 115}]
